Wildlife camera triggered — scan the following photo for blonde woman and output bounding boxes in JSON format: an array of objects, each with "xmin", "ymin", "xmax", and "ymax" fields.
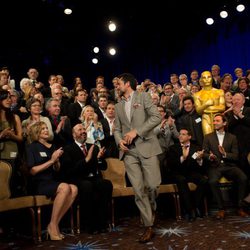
[
  {"xmin": 80, "ymin": 105, "xmax": 104, "ymax": 147},
  {"xmin": 26, "ymin": 121, "xmax": 78, "ymax": 240}
]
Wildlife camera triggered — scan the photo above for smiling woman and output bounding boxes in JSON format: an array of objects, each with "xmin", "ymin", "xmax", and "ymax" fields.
[{"xmin": 25, "ymin": 121, "xmax": 78, "ymax": 240}]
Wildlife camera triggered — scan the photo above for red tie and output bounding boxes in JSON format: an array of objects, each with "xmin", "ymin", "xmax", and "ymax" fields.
[
  {"xmin": 53, "ymin": 117, "xmax": 58, "ymax": 127},
  {"xmin": 81, "ymin": 144, "xmax": 87, "ymax": 156}
]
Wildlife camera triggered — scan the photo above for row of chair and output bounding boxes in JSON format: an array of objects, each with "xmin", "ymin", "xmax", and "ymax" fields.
[
  {"xmin": 0, "ymin": 160, "xmax": 79, "ymax": 242},
  {"xmin": 103, "ymin": 158, "xmax": 209, "ymax": 227},
  {"xmin": 0, "ymin": 158, "xmax": 230, "ymax": 241}
]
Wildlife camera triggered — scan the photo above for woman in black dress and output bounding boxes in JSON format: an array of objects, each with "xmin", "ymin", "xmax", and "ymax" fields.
[{"xmin": 26, "ymin": 121, "xmax": 78, "ymax": 240}]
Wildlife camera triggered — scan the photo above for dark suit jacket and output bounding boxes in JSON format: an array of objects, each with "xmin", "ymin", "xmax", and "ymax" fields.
[
  {"xmin": 100, "ymin": 118, "xmax": 119, "ymax": 158},
  {"xmin": 94, "ymin": 107, "xmax": 105, "ymax": 121},
  {"xmin": 67, "ymin": 102, "xmax": 83, "ymax": 127},
  {"xmin": 60, "ymin": 142, "xmax": 107, "ymax": 184},
  {"xmin": 175, "ymin": 110, "xmax": 203, "ymax": 147},
  {"xmin": 168, "ymin": 143, "xmax": 204, "ymax": 176},
  {"xmin": 48, "ymin": 116, "xmax": 73, "ymax": 148},
  {"xmin": 165, "ymin": 94, "xmax": 180, "ymax": 116},
  {"xmin": 202, "ymin": 131, "xmax": 239, "ymax": 168},
  {"xmin": 225, "ymin": 106, "xmax": 250, "ymax": 153}
]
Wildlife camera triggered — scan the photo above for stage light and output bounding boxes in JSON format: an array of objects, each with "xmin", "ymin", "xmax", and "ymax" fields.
[
  {"xmin": 64, "ymin": 8, "xmax": 72, "ymax": 15},
  {"xmin": 220, "ymin": 10, "xmax": 228, "ymax": 18},
  {"xmin": 108, "ymin": 21, "xmax": 117, "ymax": 32},
  {"xmin": 206, "ymin": 18, "xmax": 214, "ymax": 25},
  {"xmin": 93, "ymin": 47, "xmax": 99, "ymax": 53},
  {"xmin": 236, "ymin": 4, "xmax": 245, "ymax": 12},
  {"xmin": 109, "ymin": 48, "xmax": 116, "ymax": 55},
  {"xmin": 92, "ymin": 58, "xmax": 98, "ymax": 64}
]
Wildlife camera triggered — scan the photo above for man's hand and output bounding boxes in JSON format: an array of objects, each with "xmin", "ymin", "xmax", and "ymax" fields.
[
  {"xmin": 209, "ymin": 151, "xmax": 217, "ymax": 161},
  {"xmin": 124, "ymin": 129, "xmax": 137, "ymax": 145},
  {"xmin": 85, "ymin": 145, "xmax": 95, "ymax": 162},
  {"xmin": 97, "ymin": 147, "xmax": 106, "ymax": 159},
  {"xmin": 119, "ymin": 139, "xmax": 129, "ymax": 152},
  {"xmin": 218, "ymin": 145, "xmax": 226, "ymax": 157},
  {"xmin": 196, "ymin": 150, "xmax": 204, "ymax": 160}
]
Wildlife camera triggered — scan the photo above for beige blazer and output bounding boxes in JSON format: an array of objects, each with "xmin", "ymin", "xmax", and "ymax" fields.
[{"xmin": 114, "ymin": 91, "xmax": 162, "ymax": 159}]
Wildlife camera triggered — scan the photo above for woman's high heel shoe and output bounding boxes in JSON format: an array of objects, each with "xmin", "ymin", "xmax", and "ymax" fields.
[
  {"xmin": 60, "ymin": 234, "xmax": 65, "ymax": 239},
  {"xmin": 46, "ymin": 228, "xmax": 62, "ymax": 241}
]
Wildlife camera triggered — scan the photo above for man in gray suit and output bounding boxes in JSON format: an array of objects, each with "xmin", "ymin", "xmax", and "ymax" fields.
[{"xmin": 114, "ymin": 73, "xmax": 162, "ymax": 243}]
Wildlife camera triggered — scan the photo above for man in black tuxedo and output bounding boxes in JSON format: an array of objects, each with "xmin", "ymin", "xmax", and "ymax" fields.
[
  {"xmin": 167, "ymin": 128, "xmax": 207, "ymax": 221},
  {"xmin": 203, "ymin": 113, "xmax": 248, "ymax": 220},
  {"xmin": 60, "ymin": 123, "xmax": 113, "ymax": 233}
]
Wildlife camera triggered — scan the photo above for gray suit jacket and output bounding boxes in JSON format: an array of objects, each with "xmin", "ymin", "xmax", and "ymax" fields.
[{"xmin": 114, "ymin": 91, "xmax": 162, "ymax": 159}]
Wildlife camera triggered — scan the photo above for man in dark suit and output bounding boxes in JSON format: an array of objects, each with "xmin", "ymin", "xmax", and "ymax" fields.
[
  {"xmin": 46, "ymin": 98, "xmax": 73, "ymax": 148},
  {"xmin": 225, "ymin": 93, "xmax": 250, "ymax": 176},
  {"xmin": 67, "ymin": 89, "xmax": 88, "ymax": 127},
  {"xmin": 167, "ymin": 128, "xmax": 207, "ymax": 221},
  {"xmin": 94, "ymin": 95, "xmax": 108, "ymax": 121},
  {"xmin": 100, "ymin": 101, "xmax": 119, "ymax": 158},
  {"xmin": 60, "ymin": 123, "xmax": 113, "ymax": 233},
  {"xmin": 203, "ymin": 113, "xmax": 248, "ymax": 220}
]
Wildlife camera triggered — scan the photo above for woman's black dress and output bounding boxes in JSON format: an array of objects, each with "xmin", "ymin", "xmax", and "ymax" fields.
[{"xmin": 26, "ymin": 141, "xmax": 60, "ymax": 197}]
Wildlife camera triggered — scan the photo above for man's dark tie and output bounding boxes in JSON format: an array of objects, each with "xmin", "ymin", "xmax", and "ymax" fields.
[
  {"xmin": 81, "ymin": 144, "xmax": 88, "ymax": 156},
  {"xmin": 53, "ymin": 117, "xmax": 58, "ymax": 127}
]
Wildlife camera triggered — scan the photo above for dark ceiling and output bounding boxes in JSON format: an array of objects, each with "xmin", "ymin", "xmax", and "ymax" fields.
[{"xmin": 0, "ymin": 0, "xmax": 247, "ymax": 85}]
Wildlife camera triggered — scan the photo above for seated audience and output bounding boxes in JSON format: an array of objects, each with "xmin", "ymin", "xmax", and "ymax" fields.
[
  {"xmin": 60, "ymin": 123, "xmax": 113, "ymax": 234},
  {"xmin": 202, "ymin": 114, "xmax": 248, "ymax": 219},
  {"xmin": 167, "ymin": 128, "xmax": 207, "ymax": 221},
  {"xmin": 26, "ymin": 121, "xmax": 78, "ymax": 240}
]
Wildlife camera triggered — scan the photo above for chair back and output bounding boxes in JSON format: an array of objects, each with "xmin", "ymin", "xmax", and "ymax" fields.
[
  {"xmin": 0, "ymin": 160, "xmax": 12, "ymax": 200},
  {"xmin": 103, "ymin": 158, "xmax": 127, "ymax": 188}
]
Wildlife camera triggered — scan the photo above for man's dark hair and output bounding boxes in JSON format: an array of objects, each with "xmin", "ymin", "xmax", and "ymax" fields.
[
  {"xmin": 118, "ymin": 73, "xmax": 138, "ymax": 90},
  {"xmin": 180, "ymin": 127, "xmax": 192, "ymax": 137},
  {"xmin": 183, "ymin": 95, "xmax": 194, "ymax": 104}
]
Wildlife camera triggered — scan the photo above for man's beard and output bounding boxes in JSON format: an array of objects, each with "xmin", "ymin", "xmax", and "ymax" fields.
[
  {"xmin": 77, "ymin": 134, "xmax": 87, "ymax": 144},
  {"xmin": 118, "ymin": 89, "xmax": 125, "ymax": 98}
]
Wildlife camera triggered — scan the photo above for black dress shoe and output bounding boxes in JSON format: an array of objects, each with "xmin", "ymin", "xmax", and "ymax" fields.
[{"xmin": 139, "ymin": 227, "xmax": 155, "ymax": 243}]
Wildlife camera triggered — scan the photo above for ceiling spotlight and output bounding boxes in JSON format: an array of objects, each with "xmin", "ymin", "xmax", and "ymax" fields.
[
  {"xmin": 64, "ymin": 8, "xmax": 72, "ymax": 15},
  {"xmin": 109, "ymin": 48, "xmax": 116, "ymax": 56},
  {"xmin": 108, "ymin": 21, "xmax": 117, "ymax": 32},
  {"xmin": 220, "ymin": 10, "xmax": 228, "ymax": 18},
  {"xmin": 206, "ymin": 18, "xmax": 214, "ymax": 25},
  {"xmin": 92, "ymin": 58, "xmax": 98, "ymax": 64},
  {"xmin": 236, "ymin": 4, "xmax": 245, "ymax": 12},
  {"xmin": 93, "ymin": 47, "xmax": 99, "ymax": 53}
]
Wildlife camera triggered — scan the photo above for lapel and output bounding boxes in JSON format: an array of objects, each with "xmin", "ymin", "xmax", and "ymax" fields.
[
  {"xmin": 222, "ymin": 132, "xmax": 228, "ymax": 149},
  {"xmin": 73, "ymin": 142, "xmax": 85, "ymax": 157},
  {"xmin": 213, "ymin": 132, "xmax": 220, "ymax": 146}
]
